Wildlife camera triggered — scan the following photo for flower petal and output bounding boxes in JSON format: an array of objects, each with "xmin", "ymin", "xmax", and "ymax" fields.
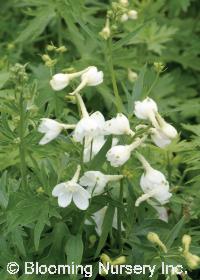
[
  {"xmin": 39, "ymin": 128, "xmax": 63, "ymax": 145},
  {"xmin": 58, "ymin": 192, "xmax": 72, "ymax": 208},
  {"xmin": 52, "ymin": 183, "xmax": 66, "ymax": 197},
  {"xmin": 72, "ymin": 186, "xmax": 90, "ymax": 210}
]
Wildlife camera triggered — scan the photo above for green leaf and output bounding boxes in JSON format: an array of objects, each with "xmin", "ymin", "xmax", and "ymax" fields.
[
  {"xmin": 113, "ymin": 22, "xmax": 149, "ymax": 51},
  {"xmin": 0, "ymin": 72, "xmax": 9, "ymax": 89},
  {"xmin": 132, "ymin": 64, "xmax": 147, "ymax": 102},
  {"xmin": 34, "ymin": 205, "xmax": 49, "ymax": 251},
  {"xmin": 165, "ymin": 216, "xmax": 185, "ymax": 248},
  {"xmin": 89, "ymin": 136, "xmax": 112, "ymax": 170},
  {"xmin": 65, "ymin": 233, "xmax": 83, "ymax": 279},
  {"xmin": 11, "ymin": 226, "xmax": 27, "ymax": 257},
  {"xmin": 95, "ymin": 204, "xmax": 115, "ymax": 258},
  {"xmin": 15, "ymin": 7, "xmax": 55, "ymax": 43},
  {"xmin": 132, "ymin": 21, "xmax": 177, "ymax": 54},
  {"xmin": 182, "ymin": 124, "xmax": 200, "ymax": 136},
  {"xmin": 0, "ymin": 171, "xmax": 9, "ymax": 209}
]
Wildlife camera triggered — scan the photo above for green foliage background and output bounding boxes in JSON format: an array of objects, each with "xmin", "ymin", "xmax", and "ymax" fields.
[{"xmin": 0, "ymin": 0, "xmax": 200, "ymax": 279}]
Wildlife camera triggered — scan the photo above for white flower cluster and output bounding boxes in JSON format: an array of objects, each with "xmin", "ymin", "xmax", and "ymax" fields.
[
  {"xmin": 38, "ymin": 65, "xmax": 177, "ymax": 231},
  {"xmin": 134, "ymin": 97, "xmax": 178, "ymax": 148},
  {"xmin": 119, "ymin": 0, "xmax": 138, "ymax": 22},
  {"xmin": 99, "ymin": 0, "xmax": 138, "ymax": 40},
  {"xmin": 135, "ymin": 152, "xmax": 172, "ymax": 222}
]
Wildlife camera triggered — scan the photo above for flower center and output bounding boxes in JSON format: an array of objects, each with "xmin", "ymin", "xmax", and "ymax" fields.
[{"xmin": 66, "ymin": 183, "xmax": 77, "ymax": 192}]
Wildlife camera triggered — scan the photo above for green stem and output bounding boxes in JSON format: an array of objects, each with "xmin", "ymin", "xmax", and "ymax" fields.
[
  {"xmin": 146, "ymin": 72, "xmax": 159, "ymax": 97},
  {"xmin": 57, "ymin": 13, "xmax": 62, "ymax": 46},
  {"xmin": 89, "ymin": 139, "xmax": 93, "ymax": 161},
  {"xmin": 107, "ymin": 37, "xmax": 123, "ymax": 112},
  {"xmin": 19, "ymin": 88, "xmax": 27, "ymax": 189},
  {"xmin": 81, "ymin": 137, "xmax": 86, "ymax": 166},
  {"xmin": 166, "ymin": 151, "xmax": 172, "ymax": 184},
  {"xmin": 117, "ymin": 178, "xmax": 124, "ymax": 253}
]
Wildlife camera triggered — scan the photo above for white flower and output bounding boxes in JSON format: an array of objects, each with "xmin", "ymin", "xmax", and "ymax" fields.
[
  {"xmin": 148, "ymin": 200, "xmax": 168, "ymax": 222},
  {"xmin": 150, "ymin": 114, "xmax": 178, "ymax": 148},
  {"xmin": 153, "ymin": 205, "xmax": 168, "ymax": 222},
  {"xmin": 156, "ymin": 113, "xmax": 178, "ymax": 139},
  {"xmin": 135, "ymin": 153, "xmax": 172, "ymax": 207},
  {"xmin": 103, "ymin": 113, "xmax": 135, "ymax": 136},
  {"xmin": 38, "ymin": 118, "xmax": 75, "ymax": 145},
  {"xmin": 73, "ymin": 112, "xmax": 105, "ymax": 143},
  {"xmin": 50, "ymin": 73, "xmax": 70, "ymax": 91},
  {"xmin": 112, "ymin": 137, "xmax": 119, "ymax": 146},
  {"xmin": 52, "ymin": 165, "xmax": 91, "ymax": 210},
  {"xmin": 81, "ymin": 66, "xmax": 103, "ymax": 86},
  {"xmin": 150, "ymin": 128, "xmax": 172, "ymax": 148},
  {"xmin": 86, "ymin": 207, "xmax": 124, "ymax": 236},
  {"xmin": 50, "ymin": 67, "xmax": 90, "ymax": 91},
  {"xmin": 83, "ymin": 136, "xmax": 106, "ymax": 163},
  {"xmin": 106, "ymin": 137, "xmax": 145, "ymax": 167},
  {"xmin": 73, "ymin": 93, "xmax": 105, "ymax": 143},
  {"xmin": 69, "ymin": 66, "xmax": 103, "ymax": 95},
  {"xmin": 106, "ymin": 145, "xmax": 132, "ymax": 167},
  {"xmin": 120, "ymin": 13, "xmax": 129, "ymax": 22},
  {"xmin": 128, "ymin": 10, "xmax": 138, "ymax": 20},
  {"xmin": 83, "ymin": 136, "xmax": 119, "ymax": 163},
  {"xmin": 134, "ymin": 97, "xmax": 159, "ymax": 128},
  {"xmin": 79, "ymin": 171, "xmax": 123, "ymax": 195}
]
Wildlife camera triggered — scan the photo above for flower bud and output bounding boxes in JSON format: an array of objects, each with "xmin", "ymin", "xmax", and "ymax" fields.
[
  {"xmin": 156, "ymin": 114, "xmax": 177, "ymax": 139},
  {"xmin": 99, "ymin": 25, "xmax": 111, "ymax": 40},
  {"xmin": 111, "ymin": 256, "xmax": 126, "ymax": 265},
  {"xmin": 56, "ymin": 46, "xmax": 68, "ymax": 53},
  {"xmin": 100, "ymin": 16, "xmax": 111, "ymax": 40},
  {"xmin": 46, "ymin": 44, "xmax": 56, "ymax": 51},
  {"xmin": 128, "ymin": 69, "xmax": 138, "ymax": 82},
  {"xmin": 120, "ymin": 13, "xmax": 129, "ymax": 22},
  {"xmin": 119, "ymin": 0, "xmax": 129, "ymax": 7},
  {"xmin": 134, "ymin": 97, "xmax": 159, "ymax": 128},
  {"xmin": 147, "ymin": 232, "xmax": 167, "ymax": 253},
  {"xmin": 36, "ymin": 187, "xmax": 44, "ymax": 194},
  {"xmin": 45, "ymin": 59, "xmax": 57, "ymax": 67},
  {"xmin": 162, "ymin": 123, "xmax": 177, "ymax": 139},
  {"xmin": 42, "ymin": 54, "xmax": 51, "ymax": 62},
  {"xmin": 183, "ymin": 252, "xmax": 200, "ymax": 269},
  {"xmin": 50, "ymin": 73, "xmax": 70, "ymax": 91},
  {"xmin": 150, "ymin": 127, "xmax": 171, "ymax": 148},
  {"xmin": 89, "ymin": 235, "xmax": 97, "ymax": 248},
  {"xmin": 103, "ymin": 113, "xmax": 135, "ymax": 136},
  {"xmin": 182, "ymin": 235, "xmax": 191, "ymax": 253},
  {"xmin": 154, "ymin": 62, "xmax": 165, "ymax": 73},
  {"xmin": 106, "ymin": 137, "xmax": 145, "ymax": 167},
  {"xmin": 128, "ymin": 10, "xmax": 138, "ymax": 20},
  {"xmin": 100, "ymin": 253, "xmax": 111, "ymax": 263},
  {"xmin": 7, "ymin": 43, "xmax": 15, "ymax": 50}
]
